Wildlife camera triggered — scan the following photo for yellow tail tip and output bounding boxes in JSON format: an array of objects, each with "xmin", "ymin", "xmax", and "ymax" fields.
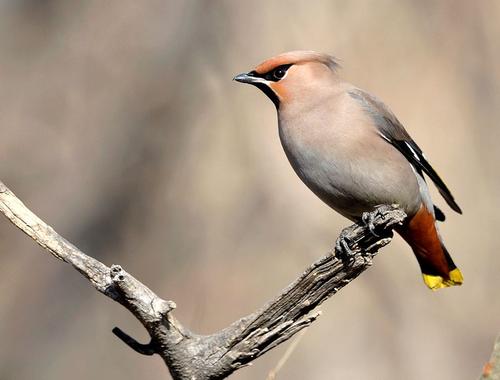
[{"xmin": 423, "ymin": 268, "xmax": 463, "ymax": 290}]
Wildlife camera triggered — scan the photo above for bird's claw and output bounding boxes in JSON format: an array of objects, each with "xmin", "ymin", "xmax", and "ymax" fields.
[
  {"xmin": 362, "ymin": 209, "xmax": 381, "ymax": 237},
  {"xmin": 335, "ymin": 228, "xmax": 356, "ymax": 261}
]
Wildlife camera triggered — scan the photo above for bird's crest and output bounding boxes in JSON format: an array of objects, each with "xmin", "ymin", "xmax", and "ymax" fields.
[{"xmin": 254, "ymin": 50, "xmax": 340, "ymax": 74}]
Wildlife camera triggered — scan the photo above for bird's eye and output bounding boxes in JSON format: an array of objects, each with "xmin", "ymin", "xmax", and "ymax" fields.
[
  {"xmin": 262, "ymin": 64, "xmax": 292, "ymax": 82},
  {"xmin": 273, "ymin": 66, "xmax": 288, "ymax": 80}
]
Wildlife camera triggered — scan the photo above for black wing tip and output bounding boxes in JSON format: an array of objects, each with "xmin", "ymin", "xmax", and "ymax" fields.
[
  {"xmin": 452, "ymin": 203, "xmax": 463, "ymax": 214},
  {"xmin": 445, "ymin": 196, "xmax": 462, "ymax": 214}
]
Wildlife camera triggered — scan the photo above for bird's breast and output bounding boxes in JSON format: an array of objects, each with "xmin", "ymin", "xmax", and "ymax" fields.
[{"xmin": 277, "ymin": 99, "xmax": 421, "ymax": 219}]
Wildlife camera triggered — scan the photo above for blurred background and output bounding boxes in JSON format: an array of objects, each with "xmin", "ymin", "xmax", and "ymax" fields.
[{"xmin": 0, "ymin": 1, "xmax": 499, "ymax": 379}]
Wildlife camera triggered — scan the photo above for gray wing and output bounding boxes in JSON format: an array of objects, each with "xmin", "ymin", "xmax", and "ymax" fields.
[{"xmin": 348, "ymin": 88, "xmax": 462, "ymax": 215}]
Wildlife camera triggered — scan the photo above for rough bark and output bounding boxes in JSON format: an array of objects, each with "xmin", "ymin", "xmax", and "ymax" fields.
[{"xmin": 0, "ymin": 180, "xmax": 406, "ymax": 379}]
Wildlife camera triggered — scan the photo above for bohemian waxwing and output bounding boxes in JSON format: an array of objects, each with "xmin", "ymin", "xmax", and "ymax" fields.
[{"xmin": 234, "ymin": 50, "xmax": 463, "ymax": 290}]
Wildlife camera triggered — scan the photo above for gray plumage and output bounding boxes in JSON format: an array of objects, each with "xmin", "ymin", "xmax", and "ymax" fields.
[
  {"xmin": 348, "ymin": 88, "xmax": 462, "ymax": 214},
  {"xmin": 277, "ymin": 83, "xmax": 425, "ymax": 221}
]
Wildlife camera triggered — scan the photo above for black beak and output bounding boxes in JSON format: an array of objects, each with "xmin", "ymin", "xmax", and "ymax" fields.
[
  {"xmin": 233, "ymin": 70, "xmax": 280, "ymax": 109},
  {"xmin": 233, "ymin": 72, "xmax": 262, "ymax": 84}
]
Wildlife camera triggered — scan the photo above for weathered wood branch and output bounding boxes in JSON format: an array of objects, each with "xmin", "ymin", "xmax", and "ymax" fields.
[{"xmin": 0, "ymin": 180, "xmax": 406, "ymax": 380}]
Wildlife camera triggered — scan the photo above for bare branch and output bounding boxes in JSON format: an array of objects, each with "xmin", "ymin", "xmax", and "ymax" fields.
[{"xmin": 0, "ymin": 180, "xmax": 406, "ymax": 379}]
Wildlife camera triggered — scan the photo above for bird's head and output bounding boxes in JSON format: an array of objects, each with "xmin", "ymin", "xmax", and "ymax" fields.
[{"xmin": 234, "ymin": 50, "xmax": 340, "ymax": 109}]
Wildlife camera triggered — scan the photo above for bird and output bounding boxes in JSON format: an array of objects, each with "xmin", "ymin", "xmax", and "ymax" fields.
[{"xmin": 234, "ymin": 50, "xmax": 463, "ymax": 290}]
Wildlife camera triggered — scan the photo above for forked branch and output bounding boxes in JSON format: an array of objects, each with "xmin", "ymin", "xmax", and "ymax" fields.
[{"xmin": 0, "ymin": 181, "xmax": 406, "ymax": 379}]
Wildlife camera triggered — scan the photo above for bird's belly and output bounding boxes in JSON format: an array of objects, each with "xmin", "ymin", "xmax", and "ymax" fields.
[
  {"xmin": 293, "ymin": 160, "xmax": 387, "ymax": 220},
  {"xmin": 279, "ymin": 127, "xmax": 421, "ymax": 220}
]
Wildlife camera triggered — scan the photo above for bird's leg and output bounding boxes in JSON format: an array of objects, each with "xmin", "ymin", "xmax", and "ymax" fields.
[{"xmin": 334, "ymin": 227, "xmax": 356, "ymax": 261}]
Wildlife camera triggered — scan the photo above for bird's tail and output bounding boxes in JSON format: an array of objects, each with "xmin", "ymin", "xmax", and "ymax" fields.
[
  {"xmin": 397, "ymin": 205, "xmax": 463, "ymax": 290},
  {"xmin": 420, "ymin": 244, "xmax": 463, "ymax": 289}
]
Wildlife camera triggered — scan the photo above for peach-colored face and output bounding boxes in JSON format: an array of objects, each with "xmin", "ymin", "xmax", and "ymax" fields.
[
  {"xmin": 234, "ymin": 51, "xmax": 339, "ymax": 107},
  {"xmin": 250, "ymin": 51, "xmax": 339, "ymax": 105}
]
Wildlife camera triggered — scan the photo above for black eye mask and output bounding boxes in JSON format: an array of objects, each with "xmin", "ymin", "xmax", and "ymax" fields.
[{"xmin": 249, "ymin": 64, "xmax": 293, "ymax": 82}]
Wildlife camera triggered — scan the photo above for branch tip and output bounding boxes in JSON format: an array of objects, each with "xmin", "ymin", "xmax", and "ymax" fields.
[{"xmin": 112, "ymin": 327, "xmax": 155, "ymax": 356}]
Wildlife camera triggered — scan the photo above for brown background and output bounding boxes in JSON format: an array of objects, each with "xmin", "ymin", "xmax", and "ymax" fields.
[{"xmin": 0, "ymin": 1, "xmax": 499, "ymax": 379}]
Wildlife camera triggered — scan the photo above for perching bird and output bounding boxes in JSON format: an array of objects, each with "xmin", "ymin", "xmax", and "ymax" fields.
[{"xmin": 234, "ymin": 51, "xmax": 463, "ymax": 290}]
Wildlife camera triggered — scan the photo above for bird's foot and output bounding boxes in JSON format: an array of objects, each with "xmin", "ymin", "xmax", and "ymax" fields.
[
  {"xmin": 334, "ymin": 227, "xmax": 356, "ymax": 262},
  {"xmin": 361, "ymin": 206, "xmax": 385, "ymax": 237}
]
